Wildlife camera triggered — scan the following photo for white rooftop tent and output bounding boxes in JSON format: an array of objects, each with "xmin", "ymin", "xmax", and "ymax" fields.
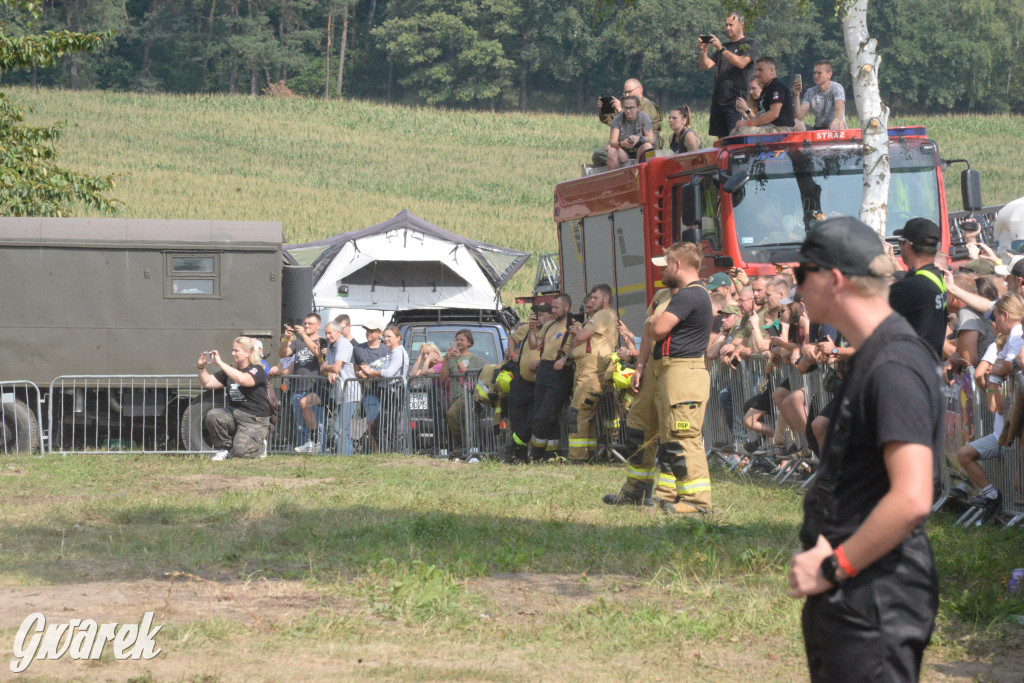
[{"xmin": 286, "ymin": 210, "xmax": 530, "ymax": 312}]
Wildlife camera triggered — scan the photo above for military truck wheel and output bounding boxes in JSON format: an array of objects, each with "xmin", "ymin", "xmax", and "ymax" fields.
[
  {"xmin": 1, "ymin": 398, "xmax": 41, "ymax": 453},
  {"xmin": 179, "ymin": 393, "xmax": 222, "ymax": 452}
]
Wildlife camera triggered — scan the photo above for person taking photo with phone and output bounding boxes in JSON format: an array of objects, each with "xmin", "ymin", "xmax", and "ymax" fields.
[{"xmin": 197, "ymin": 337, "xmax": 272, "ymax": 461}]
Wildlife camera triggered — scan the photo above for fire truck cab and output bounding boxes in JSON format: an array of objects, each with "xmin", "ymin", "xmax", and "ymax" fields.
[{"xmin": 553, "ymin": 127, "xmax": 983, "ymax": 334}]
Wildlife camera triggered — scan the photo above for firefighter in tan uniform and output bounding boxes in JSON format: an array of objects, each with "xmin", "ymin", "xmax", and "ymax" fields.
[
  {"xmin": 501, "ymin": 304, "xmax": 553, "ymax": 462},
  {"xmin": 604, "ymin": 283, "xmax": 678, "ymax": 505},
  {"xmin": 527, "ymin": 293, "xmax": 575, "ymax": 460},
  {"xmin": 649, "ymin": 242, "xmax": 715, "ymax": 514},
  {"xmin": 567, "ymin": 285, "xmax": 618, "ymax": 463}
]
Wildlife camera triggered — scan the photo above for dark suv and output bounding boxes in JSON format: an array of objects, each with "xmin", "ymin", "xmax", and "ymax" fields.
[{"xmin": 390, "ymin": 308, "xmax": 518, "ymax": 454}]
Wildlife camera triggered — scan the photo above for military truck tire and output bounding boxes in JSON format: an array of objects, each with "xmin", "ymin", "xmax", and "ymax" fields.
[
  {"xmin": 179, "ymin": 394, "xmax": 222, "ymax": 452},
  {"xmin": 1, "ymin": 398, "xmax": 41, "ymax": 453}
]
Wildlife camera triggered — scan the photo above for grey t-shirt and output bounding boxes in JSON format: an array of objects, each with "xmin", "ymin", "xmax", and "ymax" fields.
[
  {"xmin": 327, "ymin": 336, "xmax": 361, "ymax": 402},
  {"xmin": 610, "ymin": 111, "xmax": 653, "ymax": 145},
  {"xmin": 955, "ymin": 307, "xmax": 996, "ymax": 360},
  {"xmin": 802, "ymin": 81, "xmax": 846, "ymax": 129}
]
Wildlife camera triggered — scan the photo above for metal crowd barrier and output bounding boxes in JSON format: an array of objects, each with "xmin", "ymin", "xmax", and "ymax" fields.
[
  {"xmin": 406, "ymin": 370, "xmax": 505, "ymax": 460},
  {"xmin": 947, "ymin": 370, "xmax": 1024, "ymax": 528},
  {"xmin": 594, "ymin": 388, "xmax": 628, "ymax": 463},
  {"xmin": 47, "ymin": 375, "xmax": 221, "ymax": 454},
  {"xmin": 276, "ymin": 374, "xmax": 409, "ymax": 456},
  {"xmin": 1, "ymin": 381, "xmax": 44, "ymax": 454},
  {"xmin": 8, "ymin": 353, "xmax": 1023, "ymax": 529}
]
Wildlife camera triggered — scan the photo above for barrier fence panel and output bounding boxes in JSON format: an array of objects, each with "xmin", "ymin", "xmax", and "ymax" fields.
[
  {"xmin": 595, "ymin": 387, "xmax": 628, "ymax": 463},
  {"xmin": 704, "ymin": 361, "xmax": 741, "ymax": 469},
  {"xmin": 976, "ymin": 375, "xmax": 1024, "ymax": 527},
  {"xmin": 1, "ymin": 381, "xmax": 44, "ymax": 455},
  {"xmin": 47, "ymin": 375, "xmax": 221, "ymax": 454}
]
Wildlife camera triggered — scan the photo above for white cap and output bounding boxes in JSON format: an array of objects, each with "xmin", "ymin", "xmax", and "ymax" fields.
[
  {"xmin": 994, "ymin": 254, "xmax": 1024, "ymax": 276},
  {"xmin": 362, "ymin": 318, "xmax": 385, "ymax": 331}
]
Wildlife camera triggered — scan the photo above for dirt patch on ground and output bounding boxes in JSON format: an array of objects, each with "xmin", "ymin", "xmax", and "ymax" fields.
[
  {"xmin": 0, "ymin": 577, "xmax": 345, "ymax": 632},
  {"xmin": 0, "ymin": 575, "xmax": 1021, "ymax": 681}
]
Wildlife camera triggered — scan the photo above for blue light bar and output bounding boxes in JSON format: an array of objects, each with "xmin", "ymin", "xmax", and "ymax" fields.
[{"xmin": 887, "ymin": 126, "xmax": 927, "ymax": 137}]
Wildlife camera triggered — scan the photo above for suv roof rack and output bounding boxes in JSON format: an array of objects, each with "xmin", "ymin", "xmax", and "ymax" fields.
[{"xmin": 388, "ymin": 307, "xmax": 519, "ymax": 331}]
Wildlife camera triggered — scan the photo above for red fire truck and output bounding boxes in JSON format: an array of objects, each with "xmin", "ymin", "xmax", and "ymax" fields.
[{"xmin": 552, "ymin": 127, "xmax": 983, "ymax": 334}]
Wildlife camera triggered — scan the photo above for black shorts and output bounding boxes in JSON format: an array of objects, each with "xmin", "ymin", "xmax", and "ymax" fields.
[{"xmin": 709, "ymin": 104, "xmax": 742, "ymax": 138}]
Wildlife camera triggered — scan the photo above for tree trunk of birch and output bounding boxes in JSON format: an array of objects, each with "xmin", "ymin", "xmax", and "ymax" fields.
[{"xmin": 843, "ymin": 0, "xmax": 889, "ymax": 236}]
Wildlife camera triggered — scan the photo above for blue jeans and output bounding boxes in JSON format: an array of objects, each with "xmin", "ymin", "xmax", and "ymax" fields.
[
  {"xmin": 363, "ymin": 394, "xmax": 381, "ymax": 424},
  {"xmin": 335, "ymin": 401, "xmax": 359, "ymax": 455},
  {"xmin": 290, "ymin": 390, "xmax": 324, "ymax": 444}
]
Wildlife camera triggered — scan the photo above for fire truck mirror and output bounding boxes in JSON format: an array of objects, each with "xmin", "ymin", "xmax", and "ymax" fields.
[
  {"xmin": 961, "ymin": 168, "xmax": 982, "ymax": 212},
  {"xmin": 681, "ymin": 182, "xmax": 703, "ymax": 226},
  {"xmin": 680, "ymin": 227, "xmax": 700, "ymax": 245},
  {"xmin": 722, "ymin": 170, "xmax": 750, "ymax": 195}
]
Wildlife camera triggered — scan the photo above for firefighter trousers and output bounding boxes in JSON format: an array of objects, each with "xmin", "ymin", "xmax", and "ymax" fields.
[
  {"xmin": 506, "ymin": 373, "xmax": 535, "ymax": 447},
  {"xmin": 567, "ymin": 356, "xmax": 605, "ymax": 462},
  {"xmin": 801, "ymin": 528, "xmax": 938, "ymax": 682},
  {"xmin": 530, "ymin": 360, "xmax": 573, "ymax": 451},
  {"xmin": 619, "ymin": 358, "xmax": 676, "ymax": 501},
  {"xmin": 656, "ymin": 357, "xmax": 712, "ymax": 510}
]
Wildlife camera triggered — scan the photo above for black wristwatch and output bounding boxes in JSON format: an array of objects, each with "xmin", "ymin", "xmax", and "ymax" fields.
[{"xmin": 820, "ymin": 554, "xmax": 844, "ymax": 587}]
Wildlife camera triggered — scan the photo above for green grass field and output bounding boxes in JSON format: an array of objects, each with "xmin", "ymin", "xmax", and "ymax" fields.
[
  {"xmin": 0, "ymin": 453, "xmax": 1022, "ymax": 681},
  {"xmin": 2, "ymin": 89, "xmax": 1024, "ymax": 680},
  {"xmin": 13, "ymin": 87, "xmax": 1024, "ymax": 299}
]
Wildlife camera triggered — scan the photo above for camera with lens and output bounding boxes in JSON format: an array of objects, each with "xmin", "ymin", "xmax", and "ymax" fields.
[
  {"xmin": 531, "ymin": 302, "xmax": 552, "ymax": 315},
  {"xmin": 568, "ymin": 306, "xmax": 587, "ymax": 326}
]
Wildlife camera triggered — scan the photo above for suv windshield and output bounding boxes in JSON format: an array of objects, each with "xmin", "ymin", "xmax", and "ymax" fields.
[
  {"xmin": 404, "ymin": 328, "xmax": 502, "ymax": 365},
  {"xmin": 730, "ymin": 143, "xmax": 941, "ymax": 263}
]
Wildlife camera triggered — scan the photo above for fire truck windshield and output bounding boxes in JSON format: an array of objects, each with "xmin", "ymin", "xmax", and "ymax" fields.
[{"xmin": 729, "ymin": 144, "xmax": 941, "ymax": 263}]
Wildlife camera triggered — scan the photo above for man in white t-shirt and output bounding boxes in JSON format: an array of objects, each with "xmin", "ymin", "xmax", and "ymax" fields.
[{"xmin": 793, "ymin": 60, "xmax": 846, "ymax": 131}]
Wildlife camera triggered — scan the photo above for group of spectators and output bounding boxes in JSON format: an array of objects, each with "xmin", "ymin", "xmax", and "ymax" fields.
[
  {"xmin": 592, "ymin": 11, "xmax": 848, "ymax": 169},
  {"xmin": 197, "ymin": 313, "xmax": 413, "ymax": 460}
]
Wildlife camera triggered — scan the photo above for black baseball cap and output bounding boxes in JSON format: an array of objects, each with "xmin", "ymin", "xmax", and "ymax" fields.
[
  {"xmin": 799, "ymin": 216, "xmax": 894, "ymax": 277},
  {"xmin": 893, "ymin": 217, "xmax": 940, "ymax": 247}
]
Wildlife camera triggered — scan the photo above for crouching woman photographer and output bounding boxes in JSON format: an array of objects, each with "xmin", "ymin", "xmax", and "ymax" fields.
[{"xmin": 197, "ymin": 337, "xmax": 271, "ymax": 461}]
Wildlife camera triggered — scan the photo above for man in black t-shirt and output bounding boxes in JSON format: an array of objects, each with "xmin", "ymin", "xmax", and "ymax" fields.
[
  {"xmin": 735, "ymin": 57, "xmax": 795, "ymax": 134},
  {"xmin": 788, "ymin": 217, "xmax": 940, "ymax": 681},
  {"xmin": 699, "ymin": 13, "xmax": 758, "ymax": 139},
  {"xmin": 890, "ymin": 217, "xmax": 948, "ymax": 358},
  {"xmin": 648, "ymin": 242, "xmax": 715, "ymax": 514}
]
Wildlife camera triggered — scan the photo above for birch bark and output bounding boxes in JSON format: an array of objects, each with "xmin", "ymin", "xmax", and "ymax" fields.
[{"xmin": 842, "ymin": 0, "xmax": 889, "ymax": 235}]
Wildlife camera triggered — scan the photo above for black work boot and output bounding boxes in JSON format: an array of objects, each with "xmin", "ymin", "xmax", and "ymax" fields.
[{"xmin": 603, "ymin": 481, "xmax": 656, "ymax": 506}]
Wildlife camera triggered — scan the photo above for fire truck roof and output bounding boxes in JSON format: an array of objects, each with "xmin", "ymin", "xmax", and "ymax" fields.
[{"xmin": 716, "ymin": 126, "xmax": 928, "ymax": 148}]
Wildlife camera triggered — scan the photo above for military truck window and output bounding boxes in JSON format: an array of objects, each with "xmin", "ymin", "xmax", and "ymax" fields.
[{"xmin": 165, "ymin": 252, "xmax": 220, "ymax": 298}]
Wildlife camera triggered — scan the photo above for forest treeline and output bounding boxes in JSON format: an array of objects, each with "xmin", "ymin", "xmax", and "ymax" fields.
[{"xmin": 3, "ymin": 0, "xmax": 1021, "ymax": 114}]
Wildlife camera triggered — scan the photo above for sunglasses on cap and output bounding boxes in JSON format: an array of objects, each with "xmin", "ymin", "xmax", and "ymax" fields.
[
  {"xmin": 794, "ymin": 263, "xmax": 825, "ymax": 285},
  {"xmin": 774, "ymin": 264, "xmax": 794, "ymax": 272}
]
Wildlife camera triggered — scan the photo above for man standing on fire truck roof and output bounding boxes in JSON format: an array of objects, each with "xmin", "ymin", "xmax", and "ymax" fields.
[
  {"xmin": 648, "ymin": 242, "xmax": 715, "ymax": 514},
  {"xmin": 699, "ymin": 13, "xmax": 758, "ymax": 139},
  {"xmin": 567, "ymin": 285, "xmax": 618, "ymax": 464}
]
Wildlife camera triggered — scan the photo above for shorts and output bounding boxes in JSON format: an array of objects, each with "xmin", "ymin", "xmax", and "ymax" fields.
[
  {"xmin": 968, "ymin": 432, "xmax": 1002, "ymax": 459},
  {"xmin": 709, "ymin": 104, "xmax": 742, "ymax": 138},
  {"xmin": 743, "ymin": 390, "xmax": 772, "ymax": 414}
]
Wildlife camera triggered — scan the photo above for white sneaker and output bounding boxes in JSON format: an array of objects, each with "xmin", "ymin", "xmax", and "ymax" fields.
[
  {"xmin": 294, "ymin": 440, "xmax": 319, "ymax": 453},
  {"xmin": 211, "ymin": 450, "xmax": 229, "ymax": 461},
  {"xmin": 260, "ymin": 440, "xmax": 268, "ymax": 459}
]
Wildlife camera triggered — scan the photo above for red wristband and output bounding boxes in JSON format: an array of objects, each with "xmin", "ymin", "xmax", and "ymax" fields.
[{"xmin": 834, "ymin": 545, "xmax": 858, "ymax": 578}]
